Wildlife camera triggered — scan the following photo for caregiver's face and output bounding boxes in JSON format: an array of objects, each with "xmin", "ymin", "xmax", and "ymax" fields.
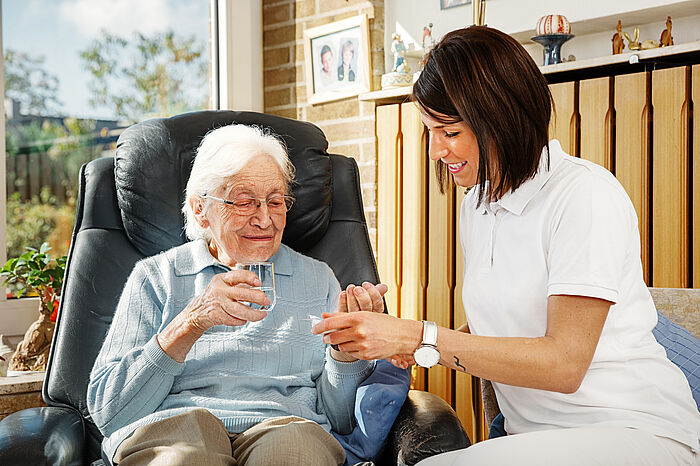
[{"xmin": 421, "ymin": 108, "xmax": 480, "ymax": 188}]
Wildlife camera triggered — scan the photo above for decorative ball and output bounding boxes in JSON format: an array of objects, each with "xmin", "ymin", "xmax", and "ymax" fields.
[{"xmin": 536, "ymin": 14, "xmax": 571, "ymax": 35}]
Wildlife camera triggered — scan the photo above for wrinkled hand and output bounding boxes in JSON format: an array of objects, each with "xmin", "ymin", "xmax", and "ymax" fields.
[
  {"xmin": 184, "ymin": 269, "xmax": 270, "ymax": 333},
  {"xmin": 339, "ymin": 282, "xmax": 388, "ymax": 314},
  {"xmin": 313, "ymin": 311, "xmax": 422, "ymax": 362},
  {"xmin": 387, "ymin": 354, "xmax": 415, "ymax": 369},
  {"xmin": 330, "ymin": 282, "xmax": 388, "ymax": 362}
]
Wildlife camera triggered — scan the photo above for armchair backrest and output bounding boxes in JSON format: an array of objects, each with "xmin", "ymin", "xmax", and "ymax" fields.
[{"xmin": 43, "ymin": 111, "xmax": 380, "ymax": 461}]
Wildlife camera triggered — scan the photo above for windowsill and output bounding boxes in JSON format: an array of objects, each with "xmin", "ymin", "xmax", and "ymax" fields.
[
  {"xmin": 0, "ymin": 371, "xmax": 44, "ymax": 394},
  {"xmin": 0, "ymin": 371, "xmax": 46, "ymax": 420}
]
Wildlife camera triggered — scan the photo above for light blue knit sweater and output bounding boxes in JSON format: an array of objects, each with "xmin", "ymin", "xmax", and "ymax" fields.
[{"xmin": 87, "ymin": 240, "xmax": 374, "ymax": 460}]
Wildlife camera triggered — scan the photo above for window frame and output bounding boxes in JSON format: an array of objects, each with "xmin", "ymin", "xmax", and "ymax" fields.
[
  {"xmin": 0, "ymin": 2, "xmax": 38, "ymax": 336},
  {"xmin": 0, "ymin": 0, "xmax": 264, "ymax": 336}
]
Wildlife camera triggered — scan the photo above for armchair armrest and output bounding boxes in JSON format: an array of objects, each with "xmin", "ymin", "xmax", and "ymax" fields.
[
  {"xmin": 382, "ymin": 389, "xmax": 470, "ymax": 465},
  {"xmin": 0, "ymin": 407, "xmax": 85, "ymax": 466}
]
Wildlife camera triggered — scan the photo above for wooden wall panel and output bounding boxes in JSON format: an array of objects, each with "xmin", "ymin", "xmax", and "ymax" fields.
[
  {"xmin": 693, "ymin": 65, "xmax": 700, "ymax": 288},
  {"xmin": 401, "ymin": 102, "xmax": 428, "ymax": 390},
  {"xmin": 579, "ymin": 77, "xmax": 613, "ymax": 170},
  {"xmin": 452, "ymin": 188, "xmax": 485, "ymax": 442},
  {"xmin": 615, "ymin": 72, "xmax": 651, "ymax": 284},
  {"xmin": 376, "ymin": 104, "xmax": 401, "ymax": 317},
  {"xmin": 426, "ymin": 162, "xmax": 454, "ymax": 403},
  {"xmin": 651, "ymin": 66, "xmax": 690, "ymax": 287},
  {"xmin": 549, "ymin": 81, "xmax": 578, "ymax": 156}
]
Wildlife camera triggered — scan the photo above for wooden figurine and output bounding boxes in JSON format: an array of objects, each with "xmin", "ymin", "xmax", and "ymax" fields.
[
  {"xmin": 660, "ymin": 16, "xmax": 673, "ymax": 47},
  {"xmin": 612, "ymin": 20, "xmax": 625, "ymax": 54}
]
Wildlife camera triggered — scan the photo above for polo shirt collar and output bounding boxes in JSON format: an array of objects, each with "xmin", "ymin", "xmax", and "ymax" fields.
[
  {"xmin": 174, "ymin": 239, "xmax": 293, "ymax": 276},
  {"xmin": 483, "ymin": 139, "xmax": 565, "ymax": 216}
]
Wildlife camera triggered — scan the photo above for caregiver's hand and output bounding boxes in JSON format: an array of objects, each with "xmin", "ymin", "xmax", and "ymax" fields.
[{"xmin": 313, "ymin": 311, "xmax": 422, "ymax": 361}]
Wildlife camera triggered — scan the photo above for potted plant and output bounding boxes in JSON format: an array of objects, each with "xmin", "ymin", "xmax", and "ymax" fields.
[{"xmin": 0, "ymin": 243, "xmax": 66, "ymax": 372}]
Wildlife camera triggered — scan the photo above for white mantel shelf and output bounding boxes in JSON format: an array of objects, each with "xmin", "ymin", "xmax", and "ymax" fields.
[
  {"xmin": 541, "ymin": 40, "xmax": 700, "ymax": 74},
  {"xmin": 360, "ymin": 40, "xmax": 700, "ymax": 103}
]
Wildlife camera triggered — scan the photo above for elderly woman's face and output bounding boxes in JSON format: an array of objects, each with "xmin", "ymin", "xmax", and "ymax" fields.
[{"xmin": 202, "ymin": 157, "xmax": 287, "ymax": 266}]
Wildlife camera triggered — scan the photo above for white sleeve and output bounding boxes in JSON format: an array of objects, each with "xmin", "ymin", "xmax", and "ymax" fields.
[{"xmin": 546, "ymin": 173, "xmax": 634, "ymax": 304}]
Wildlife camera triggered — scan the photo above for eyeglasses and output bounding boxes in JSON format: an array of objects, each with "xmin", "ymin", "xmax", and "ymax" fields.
[{"xmin": 201, "ymin": 193, "xmax": 295, "ymax": 216}]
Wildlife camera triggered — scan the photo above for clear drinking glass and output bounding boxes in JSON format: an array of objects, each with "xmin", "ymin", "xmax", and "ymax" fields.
[{"xmin": 234, "ymin": 262, "xmax": 276, "ymax": 311}]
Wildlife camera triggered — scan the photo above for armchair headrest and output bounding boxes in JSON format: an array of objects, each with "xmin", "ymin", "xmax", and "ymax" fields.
[{"xmin": 114, "ymin": 110, "xmax": 332, "ymax": 257}]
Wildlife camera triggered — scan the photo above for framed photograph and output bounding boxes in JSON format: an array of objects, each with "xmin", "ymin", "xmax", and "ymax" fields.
[
  {"xmin": 303, "ymin": 14, "xmax": 372, "ymax": 105},
  {"xmin": 440, "ymin": 0, "xmax": 471, "ymax": 9}
]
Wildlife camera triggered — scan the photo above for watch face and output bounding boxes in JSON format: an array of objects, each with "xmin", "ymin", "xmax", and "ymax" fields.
[{"xmin": 414, "ymin": 345, "xmax": 440, "ymax": 368}]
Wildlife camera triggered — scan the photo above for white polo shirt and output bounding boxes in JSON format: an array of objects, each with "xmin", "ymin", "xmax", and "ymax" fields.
[{"xmin": 459, "ymin": 139, "xmax": 700, "ymax": 449}]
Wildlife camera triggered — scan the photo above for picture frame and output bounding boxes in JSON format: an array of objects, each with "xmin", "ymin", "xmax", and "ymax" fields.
[
  {"xmin": 440, "ymin": 0, "xmax": 471, "ymax": 10},
  {"xmin": 303, "ymin": 14, "xmax": 372, "ymax": 105}
]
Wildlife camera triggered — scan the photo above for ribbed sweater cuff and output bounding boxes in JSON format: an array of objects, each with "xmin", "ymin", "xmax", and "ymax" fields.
[
  {"xmin": 325, "ymin": 348, "xmax": 375, "ymax": 376},
  {"xmin": 143, "ymin": 335, "xmax": 186, "ymax": 376}
]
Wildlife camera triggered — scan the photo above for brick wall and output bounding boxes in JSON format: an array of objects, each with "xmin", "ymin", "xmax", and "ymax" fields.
[{"xmin": 263, "ymin": 0, "xmax": 385, "ymax": 252}]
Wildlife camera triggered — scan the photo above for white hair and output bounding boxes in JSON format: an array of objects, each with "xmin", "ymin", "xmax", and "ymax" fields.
[{"xmin": 182, "ymin": 124, "xmax": 295, "ymax": 241}]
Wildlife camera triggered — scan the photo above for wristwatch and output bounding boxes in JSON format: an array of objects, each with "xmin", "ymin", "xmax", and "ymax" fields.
[{"xmin": 414, "ymin": 321, "xmax": 440, "ymax": 368}]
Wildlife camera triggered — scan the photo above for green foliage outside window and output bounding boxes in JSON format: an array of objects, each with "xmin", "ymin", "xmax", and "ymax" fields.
[
  {"xmin": 80, "ymin": 30, "xmax": 209, "ymax": 122},
  {"xmin": 6, "ymin": 190, "xmax": 75, "ymax": 261}
]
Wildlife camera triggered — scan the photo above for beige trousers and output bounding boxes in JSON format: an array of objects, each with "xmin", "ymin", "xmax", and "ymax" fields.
[{"xmin": 113, "ymin": 408, "xmax": 346, "ymax": 466}]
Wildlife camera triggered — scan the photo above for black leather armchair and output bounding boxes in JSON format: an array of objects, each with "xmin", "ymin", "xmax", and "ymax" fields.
[{"xmin": 0, "ymin": 111, "xmax": 469, "ymax": 465}]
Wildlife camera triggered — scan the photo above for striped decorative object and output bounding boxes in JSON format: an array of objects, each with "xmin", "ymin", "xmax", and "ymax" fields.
[{"xmin": 536, "ymin": 14, "xmax": 571, "ymax": 35}]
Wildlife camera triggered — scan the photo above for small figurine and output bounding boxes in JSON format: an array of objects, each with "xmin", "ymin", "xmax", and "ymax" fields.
[
  {"xmin": 624, "ymin": 27, "xmax": 641, "ymax": 51},
  {"xmin": 641, "ymin": 39, "xmax": 660, "ymax": 50},
  {"xmin": 382, "ymin": 32, "xmax": 413, "ymax": 89},
  {"xmin": 391, "ymin": 33, "xmax": 409, "ymax": 73},
  {"xmin": 422, "ymin": 23, "xmax": 435, "ymax": 54},
  {"xmin": 660, "ymin": 16, "xmax": 673, "ymax": 47},
  {"xmin": 612, "ymin": 20, "xmax": 625, "ymax": 54}
]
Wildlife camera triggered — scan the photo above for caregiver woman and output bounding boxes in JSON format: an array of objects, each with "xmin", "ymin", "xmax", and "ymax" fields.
[{"xmin": 313, "ymin": 26, "xmax": 700, "ymax": 465}]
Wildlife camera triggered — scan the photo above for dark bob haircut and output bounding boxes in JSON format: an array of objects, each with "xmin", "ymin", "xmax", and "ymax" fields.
[{"xmin": 413, "ymin": 26, "xmax": 553, "ymax": 203}]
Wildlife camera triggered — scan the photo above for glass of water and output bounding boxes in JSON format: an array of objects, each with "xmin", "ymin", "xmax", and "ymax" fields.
[{"xmin": 234, "ymin": 262, "xmax": 276, "ymax": 311}]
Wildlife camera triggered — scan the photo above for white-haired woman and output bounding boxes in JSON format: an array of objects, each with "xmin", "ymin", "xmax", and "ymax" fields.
[{"xmin": 87, "ymin": 124, "xmax": 383, "ymax": 466}]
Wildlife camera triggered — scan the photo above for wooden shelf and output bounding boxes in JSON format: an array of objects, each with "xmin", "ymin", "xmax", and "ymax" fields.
[
  {"xmin": 359, "ymin": 84, "xmax": 414, "ymax": 104},
  {"xmin": 360, "ymin": 40, "xmax": 700, "ymax": 102}
]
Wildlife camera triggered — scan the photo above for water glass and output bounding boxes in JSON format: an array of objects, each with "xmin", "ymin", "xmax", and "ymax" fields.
[{"xmin": 234, "ymin": 262, "xmax": 276, "ymax": 311}]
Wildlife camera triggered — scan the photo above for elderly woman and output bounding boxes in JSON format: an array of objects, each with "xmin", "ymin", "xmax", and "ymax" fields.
[{"xmin": 87, "ymin": 124, "xmax": 378, "ymax": 466}]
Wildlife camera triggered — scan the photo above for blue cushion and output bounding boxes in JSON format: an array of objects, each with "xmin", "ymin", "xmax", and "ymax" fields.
[
  {"xmin": 489, "ymin": 412, "xmax": 506, "ymax": 439},
  {"xmin": 652, "ymin": 311, "xmax": 700, "ymax": 410},
  {"xmin": 332, "ymin": 359, "xmax": 411, "ymax": 464}
]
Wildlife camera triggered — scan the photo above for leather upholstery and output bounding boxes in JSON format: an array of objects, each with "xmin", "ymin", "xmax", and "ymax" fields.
[
  {"xmin": 380, "ymin": 390, "xmax": 471, "ymax": 465},
  {"xmin": 0, "ymin": 407, "xmax": 84, "ymax": 465},
  {"xmin": 114, "ymin": 111, "xmax": 333, "ymax": 257},
  {"xmin": 1, "ymin": 111, "xmax": 468, "ymax": 465}
]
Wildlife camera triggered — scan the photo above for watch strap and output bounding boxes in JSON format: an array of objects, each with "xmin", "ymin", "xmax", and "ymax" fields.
[{"xmin": 422, "ymin": 320, "xmax": 437, "ymax": 346}]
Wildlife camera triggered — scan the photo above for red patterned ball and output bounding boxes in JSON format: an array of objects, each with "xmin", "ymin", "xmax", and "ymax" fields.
[{"xmin": 536, "ymin": 14, "xmax": 571, "ymax": 35}]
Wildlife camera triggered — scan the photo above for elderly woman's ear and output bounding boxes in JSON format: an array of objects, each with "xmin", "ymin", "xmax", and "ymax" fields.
[{"xmin": 190, "ymin": 196, "xmax": 209, "ymax": 229}]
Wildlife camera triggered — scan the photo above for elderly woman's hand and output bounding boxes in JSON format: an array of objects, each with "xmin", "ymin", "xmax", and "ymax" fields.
[
  {"xmin": 329, "ymin": 282, "xmax": 388, "ymax": 362},
  {"xmin": 342, "ymin": 282, "xmax": 388, "ymax": 313},
  {"xmin": 157, "ymin": 269, "xmax": 269, "ymax": 362},
  {"xmin": 184, "ymin": 269, "xmax": 270, "ymax": 331}
]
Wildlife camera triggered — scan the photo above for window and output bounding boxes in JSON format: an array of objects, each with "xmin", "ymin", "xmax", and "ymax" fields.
[{"xmin": 1, "ymin": 0, "xmax": 213, "ymax": 334}]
